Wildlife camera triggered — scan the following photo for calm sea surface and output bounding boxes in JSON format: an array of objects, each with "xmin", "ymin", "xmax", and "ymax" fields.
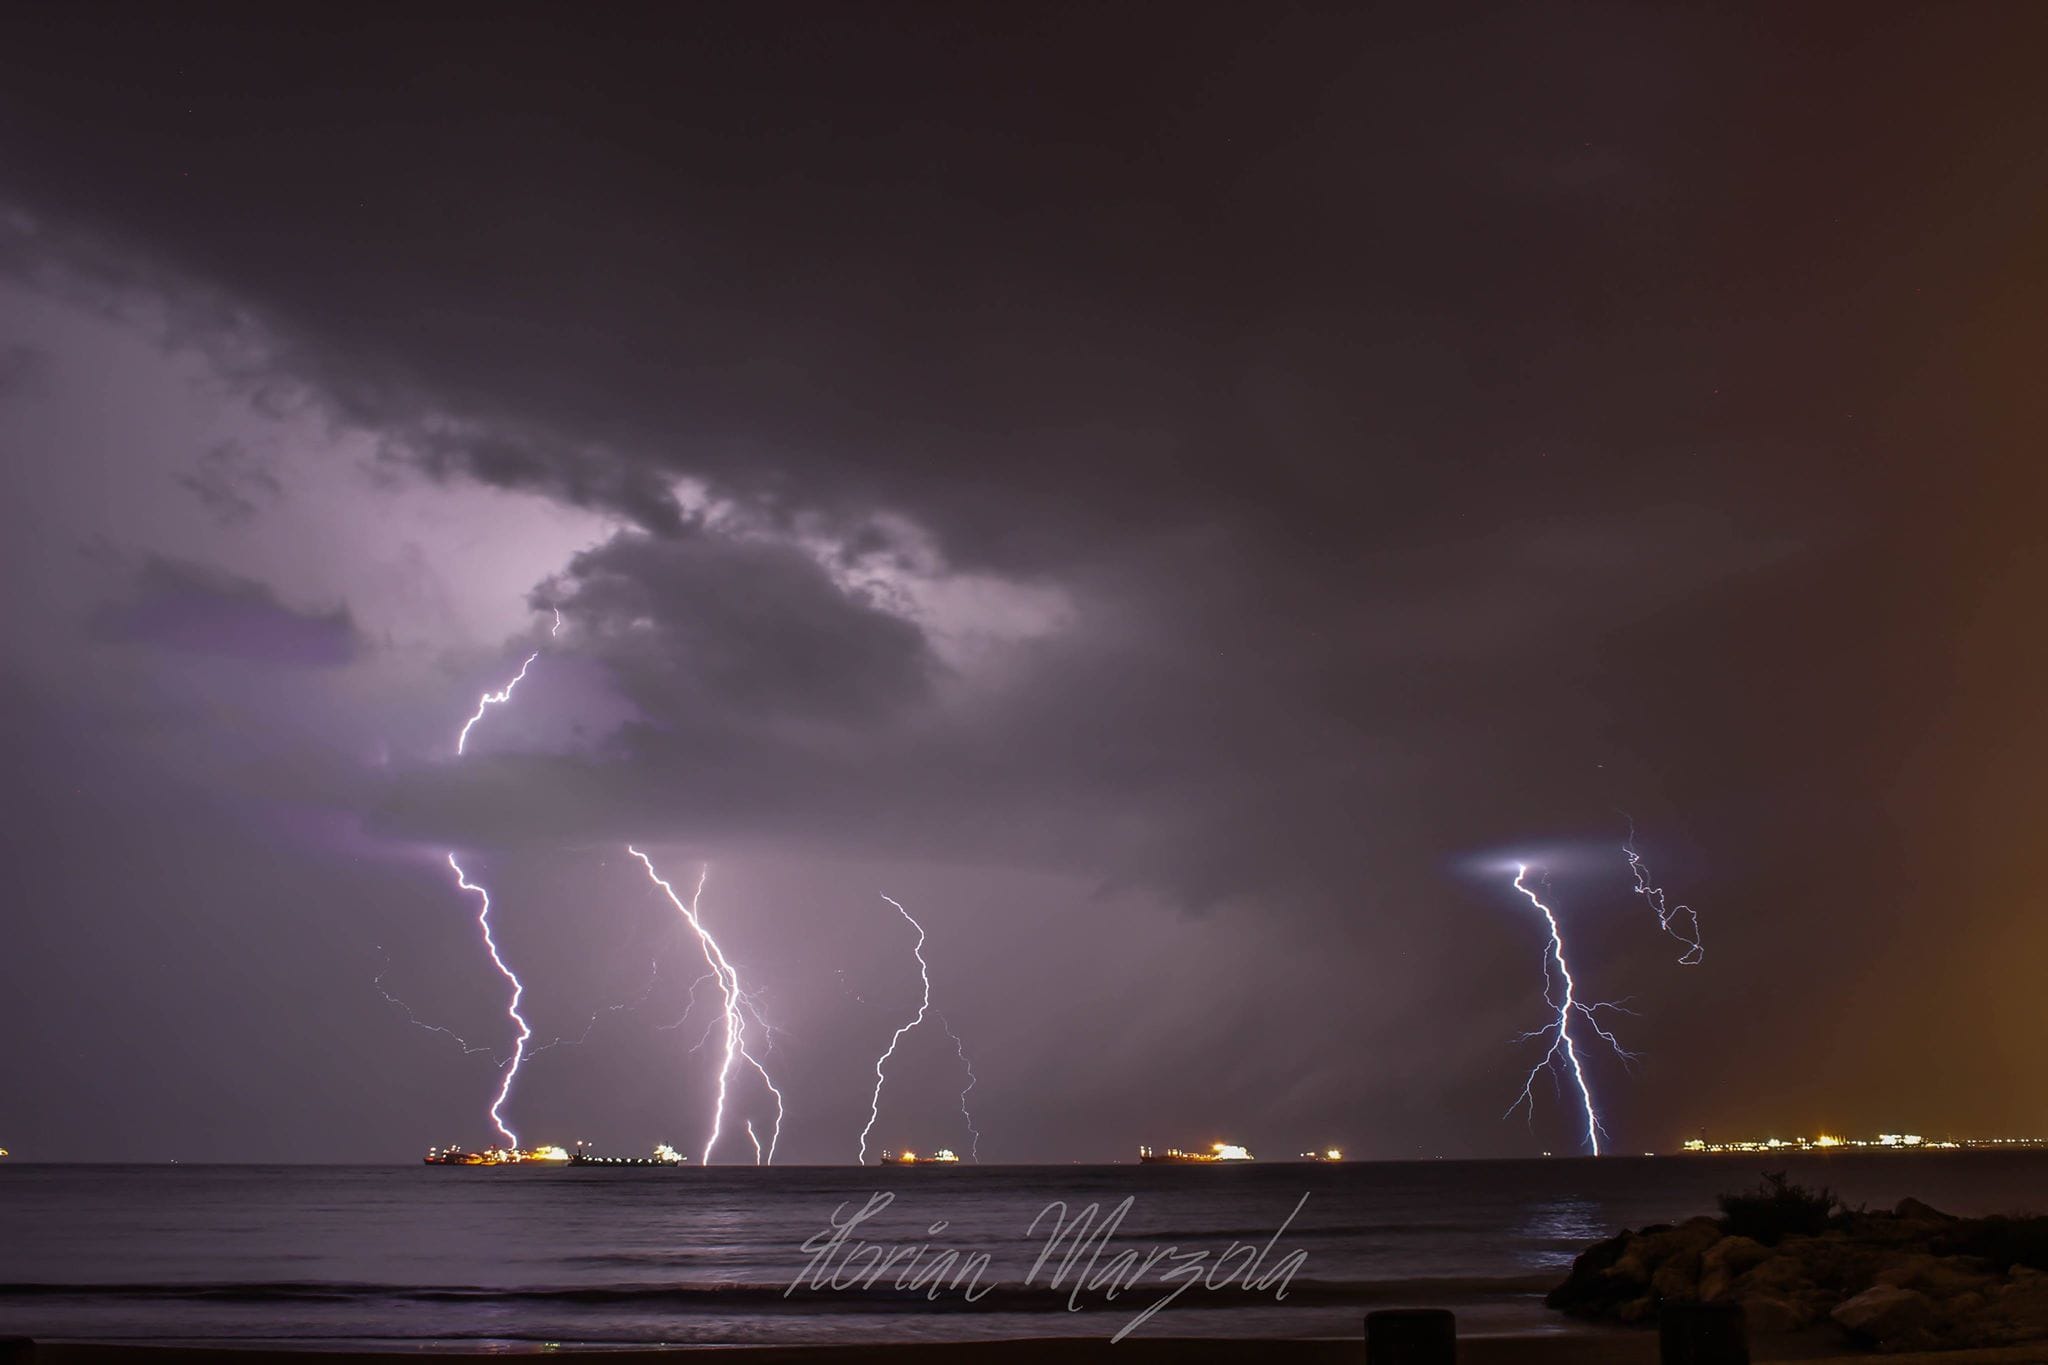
[{"xmin": 3, "ymin": 1154, "xmax": 2045, "ymax": 1348}]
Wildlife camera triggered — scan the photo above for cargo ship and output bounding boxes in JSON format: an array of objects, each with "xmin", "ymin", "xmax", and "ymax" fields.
[
  {"xmin": 878, "ymin": 1147, "xmax": 961, "ymax": 1165},
  {"xmin": 422, "ymin": 1144, "xmax": 570, "ymax": 1165},
  {"xmin": 569, "ymin": 1143, "xmax": 690, "ymax": 1167},
  {"xmin": 1138, "ymin": 1142, "xmax": 1253, "ymax": 1164},
  {"xmin": 1300, "ymin": 1148, "xmax": 1345, "ymax": 1162}
]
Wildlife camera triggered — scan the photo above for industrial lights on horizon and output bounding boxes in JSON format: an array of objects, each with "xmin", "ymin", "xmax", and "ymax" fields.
[{"xmin": 1681, "ymin": 1133, "xmax": 2048, "ymax": 1154}]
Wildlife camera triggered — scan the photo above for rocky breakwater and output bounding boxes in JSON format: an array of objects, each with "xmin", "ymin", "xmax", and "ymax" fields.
[{"xmin": 1548, "ymin": 1177, "xmax": 2048, "ymax": 1353}]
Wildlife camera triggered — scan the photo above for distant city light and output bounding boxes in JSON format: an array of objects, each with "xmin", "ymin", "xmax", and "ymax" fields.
[{"xmin": 1679, "ymin": 1132, "xmax": 2048, "ymax": 1154}]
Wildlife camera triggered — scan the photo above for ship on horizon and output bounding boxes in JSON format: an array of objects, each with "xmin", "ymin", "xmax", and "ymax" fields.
[
  {"xmin": 423, "ymin": 1143, "xmax": 571, "ymax": 1166},
  {"xmin": 426, "ymin": 1141, "xmax": 691, "ymax": 1166},
  {"xmin": 1138, "ymin": 1141, "xmax": 1254, "ymax": 1164},
  {"xmin": 878, "ymin": 1147, "xmax": 961, "ymax": 1165}
]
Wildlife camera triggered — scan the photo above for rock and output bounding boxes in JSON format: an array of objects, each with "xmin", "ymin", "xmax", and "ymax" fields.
[
  {"xmin": 1944, "ymin": 1290, "xmax": 1987, "ymax": 1321},
  {"xmin": 1874, "ymin": 1252, "xmax": 1997, "ymax": 1299},
  {"xmin": 1606, "ymin": 1252, "xmax": 1651, "ymax": 1287},
  {"xmin": 1699, "ymin": 1235, "xmax": 1773, "ymax": 1301},
  {"xmin": 1895, "ymin": 1197, "xmax": 1955, "ymax": 1223},
  {"xmin": 1737, "ymin": 1252, "xmax": 1818, "ymax": 1299},
  {"xmin": 1637, "ymin": 1217, "xmax": 1724, "ymax": 1266},
  {"xmin": 1615, "ymin": 1294, "xmax": 1657, "ymax": 1325},
  {"xmin": 1545, "ymin": 1229, "xmax": 1639, "ymax": 1316},
  {"xmin": 1832, "ymin": 1284, "xmax": 1937, "ymax": 1348},
  {"xmin": 1737, "ymin": 1294, "xmax": 1801, "ymax": 1335},
  {"xmin": 1653, "ymin": 1250, "xmax": 1704, "ymax": 1301}
]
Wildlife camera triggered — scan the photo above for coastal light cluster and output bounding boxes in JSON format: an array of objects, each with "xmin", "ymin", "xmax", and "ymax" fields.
[{"xmin": 1681, "ymin": 1133, "xmax": 2048, "ymax": 1153}]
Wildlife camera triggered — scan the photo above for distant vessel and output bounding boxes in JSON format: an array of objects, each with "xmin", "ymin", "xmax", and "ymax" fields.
[
  {"xmin": 1301, "ymin": 1148, "xmax": 1344, "ymax": 1162},
  {"xmin": 1138, "ymin": 1142, "xmax": 1253, "ymax": 1164},
  {"xmin": 569, "ymin": 1143, "xmax": 690, "ymax": 1167},
  {"xmin": 879, "ymin": 1148, "xmax": 961, "ymax": 1165},
  {"xmin": 422, "ymin": 1144, "xmax": 570, "ymax": 1166}
]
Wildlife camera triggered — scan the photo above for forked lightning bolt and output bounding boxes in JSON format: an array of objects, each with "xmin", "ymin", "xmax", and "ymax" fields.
[
  {"xmin": 448, "ymin": 854, "xmax": 532, "ymax": 1148},
  {"xmin": 1505, "ymin": 865, "xmax": 1637, "ymax": 1156},
  {"xmin": 1621, "ymin": 817, "xmax": 1704, "ymax": 964},
  {"xmin": 629, "ymin": 848, "xmax": 785, "ymax": 1165},
  {"xmin": 860, "ymin": 895, "xmax": 982, "ymax": 1164}
]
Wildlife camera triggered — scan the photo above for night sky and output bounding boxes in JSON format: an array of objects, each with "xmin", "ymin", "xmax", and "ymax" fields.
[{"xmin": 1, "ymin": 5, "xmax": 2043, "ymax": 1164}]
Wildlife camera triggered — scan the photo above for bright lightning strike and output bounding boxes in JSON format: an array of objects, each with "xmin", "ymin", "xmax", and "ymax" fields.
[
  {"xmin": 456, "ymin": 651, "xmax": 539, "ymax": 756},
  {"xmin": 629, "ymin": 848, "xmax": 785, "ymax": 1165},
  {"xmin": 1504, "ymin": 864, "xmax": 1636, "ymax": 1157},
  {"xmin": 859, "ymin": 894, "xmax": 932, "ymax": 1165},
  {"xmin": 1622, "ymin": 817, "xmax": 1703, "ymax": 964},
  {"xmin": 448, "ymin": 854, "xmax": 532, "ymax": 1149}
]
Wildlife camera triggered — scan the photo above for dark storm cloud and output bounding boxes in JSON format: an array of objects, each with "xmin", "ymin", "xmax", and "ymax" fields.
[
  {"xmin": 95, "ymin": 555, "xmax": 362, "ymax": 668},
  {"xmin": 176, "ymin": 439, "xmax": 283, "ymax": 525},
  {"xmin": 554, "ymin": 529, "xmax": 939, "ymax": 725}
]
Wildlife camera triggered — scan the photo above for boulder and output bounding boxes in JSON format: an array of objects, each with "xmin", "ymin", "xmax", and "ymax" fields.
[
  {"xmin": 1615, "ymin": 1294, "xmax": 1657, "ymax": 1325},
  {"xmin": 1874, "ymin": 1252, "xmax": 1997, "ymax": 1299},
  {"xmin": 1652, "ymin": 1250, "xmax": 1704, "ymax": 1301},
  {"xmin": 1895, "ymin": 1197, "xmax": 1955, "ymax": 1223},
  {"xmin": 1699, "ymin": 1235, "xmax": 1773, "ymax": 1301},
  {"xmin": 1832, "ymin": 1284, "xmax": 1936, "ymax": 1348},
  {"xmin": 1545, "ymin": 1229, "xmax": 1639, "ymax": 1316},
  {"xmin": 1737, "ymin": 1252, "xmax": 1819, "ymax": 1298},
  {"xmin": 1737, "ymin": 1294, "xmax": 1801, "ymax": 1335}
]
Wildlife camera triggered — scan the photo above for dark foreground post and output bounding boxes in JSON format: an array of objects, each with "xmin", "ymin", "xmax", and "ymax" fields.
[
  {"xmin": 0, "ymin": 1338, "xmax": 32, "ymax": 1365},
  {"xmin": 1660, "ymin": 1301, "xmax": 1749, "ymax": 1365},
  {"xmin": 1366, "ymin": 1308, "xmax": 1456, "ymax": 1364}
]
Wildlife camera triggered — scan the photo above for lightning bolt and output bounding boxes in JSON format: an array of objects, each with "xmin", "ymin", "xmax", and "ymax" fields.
[
  {"xmin": 629, "ymin": 848, "xmax": 785, "ymax": 1165},
  {"xmin": 1504, "ymin": 864, "xmax": 1637, "ymax": 1156},
  {"xmin": 859, "ymin": 894, "xmax": 931, "ymax": 1164},
  {"xmin": 858, "ymin": 894, "xmax": 980, "ymax": 1164},
  {"xmin": 374, "ymin": 950, "xmax": 496, "ymax": 1057},
  {"xmin": 448, "ymin": 854, "xmax": 531, "ymax": 1149},
  {"xmin": 455, "ymin": 651, "xmax": 538, "ymax": 756},
  {"xmin": 525, "ymin": 957, "xmax": 663, "ymax": 1059},
  {"xmin": 938, "ymin": 1011, "xmax": 982, "ymax": 1163},
  {"xmin": 395, "ymin": 614, "xmax": 558, "ymax": 1147},
  {"xmin": 1622, "ymin": 816, "xmax": 1704, "ymax": 964}
]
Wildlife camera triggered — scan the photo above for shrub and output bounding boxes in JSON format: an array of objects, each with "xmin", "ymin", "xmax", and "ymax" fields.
[{"xmin": 1718, "ymin": 1171, "xmax": 1839, "ymax": 1245}]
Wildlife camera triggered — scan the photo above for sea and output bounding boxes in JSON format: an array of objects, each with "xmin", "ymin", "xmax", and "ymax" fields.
[{"xmin": 2, "ymin": 1153, "xmax": 2045, "ymax": 1350}]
